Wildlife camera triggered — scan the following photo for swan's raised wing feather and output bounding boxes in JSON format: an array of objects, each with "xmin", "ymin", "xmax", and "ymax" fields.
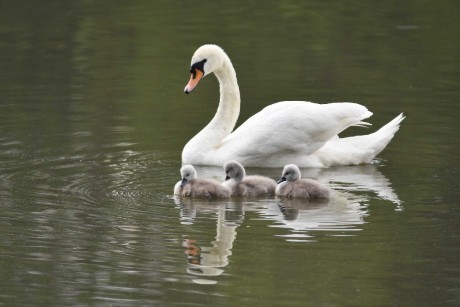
[{"xmin": 216, "ymin": 101, "xmax": 372, "ymax": 163}]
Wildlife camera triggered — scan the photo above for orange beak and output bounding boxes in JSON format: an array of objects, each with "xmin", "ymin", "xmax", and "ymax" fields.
[{"xmin": 184, "ymin": 69, "xmax": 204, "ymax": 94}]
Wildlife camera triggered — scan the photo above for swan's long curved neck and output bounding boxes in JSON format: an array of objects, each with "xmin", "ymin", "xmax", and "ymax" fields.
[
  {"xmin": 187, "ymin": 57, "xmax": 240, "ymax": 153},
  {"xmin": 209, "ymin": 60, "xmax": 240, "ymax": 134}
]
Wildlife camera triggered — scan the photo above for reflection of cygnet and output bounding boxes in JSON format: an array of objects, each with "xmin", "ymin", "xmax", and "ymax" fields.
[
  {"xmin": 174, "ymin": 165, "xmax": 231, "ymax": 198},
  {"xmin": 223, "ymin": 160, "xmax": 277, "ymax": 196},
  {"xmin": 276, "ymin": 164, "xmax": 330, "ymax": 199}
]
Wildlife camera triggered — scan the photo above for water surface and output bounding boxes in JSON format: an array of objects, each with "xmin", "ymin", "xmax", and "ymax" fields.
[{"xmin": 0, "ymin": 1, "xmax": 459, "ymax": 306}]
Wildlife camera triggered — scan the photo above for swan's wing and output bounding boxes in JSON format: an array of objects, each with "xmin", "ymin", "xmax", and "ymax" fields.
[{"xmin": 216, "ymin": 101, "xmax": 372, "ymax": 162}]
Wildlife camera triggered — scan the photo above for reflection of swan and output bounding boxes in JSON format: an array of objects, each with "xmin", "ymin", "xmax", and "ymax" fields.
[
  {"xmin": 175, "ymin": 200, "xmax": 243, "ymax": 283},
  {"xmin": 223, "ymin": 160, "xmax": 276, "ymax": 196},
  {"xmin": 173, "ymin": 163, "xmax": 402, "ymax": 275},
  {"xmin": 258, "ymin": 193, "xmax": 368, "ymax": 239},
  {"xmin": 174, "ymin": 165, "xmax": 230, "ymax": 198},
  {"xmin": 182, "ymin": 44, "xmax": 405, "ymax": 167},
  {"xmin": 303, "ymin": 164, "xmax": 402, "ymax": 208},
  {"xmin": 276, "ymin": 164, "xmax": 330, "ymax": 199},
  {"xmin": 174, "ymin": 197, "xmax": 245, "ymax": 226}
]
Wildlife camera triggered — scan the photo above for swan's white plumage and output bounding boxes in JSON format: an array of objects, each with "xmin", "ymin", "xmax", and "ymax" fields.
[{"xmin": 182, "ymin": 44, "xmax": 404, "ymax": 167}]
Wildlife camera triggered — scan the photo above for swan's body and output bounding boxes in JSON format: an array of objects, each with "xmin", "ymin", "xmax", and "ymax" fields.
[
  {"xmin": 174, "ymin": 165, "xmax": 231, "ymax": 198},
  {"xmin": 183, "ymin": 44, "xmax": 404, "ymax": 167},
  {"xmin": 276, "ymin": 164, "xmax": 330, "ymax": 199},
  {"xmin": 223, "ymin": 160, "xmax": 277, "ymax": 196}
]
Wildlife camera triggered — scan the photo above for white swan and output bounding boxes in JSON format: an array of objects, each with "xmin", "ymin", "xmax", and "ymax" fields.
[
  {"xmin": 223, "ymin": 160, "xmax": 277, "ymax": 196},
  {"xmin": 174, "ymin": 165, "xmax": 231, "ymax": 198},
  {"xmin": 276, "ymin": 164, "xmax": 330, "ymax": 199},
  {"xmin": 183, "ymin": 44, "xmax": 405, "ymax": 167}
]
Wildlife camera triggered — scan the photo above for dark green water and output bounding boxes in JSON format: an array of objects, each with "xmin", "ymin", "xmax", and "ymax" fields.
[{"xmin": 1, "ymin": 1, "xmax": 459, "ymax": 306}]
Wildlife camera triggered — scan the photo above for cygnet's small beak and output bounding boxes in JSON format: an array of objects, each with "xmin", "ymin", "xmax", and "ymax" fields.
[
  {"xmin": 180, "ymin": 178, "xmax": 188, "ymax": 187},
  {"xmin": 277, "ymin": 176, "xmax": 286, "ymax": 184},
  {"xmin": 184, "ymin": 69, "xmax": 204, "ymax": 94},
  {"xmin": 225, "ymin": 175, "xmax": 230, "ymax": 181}
]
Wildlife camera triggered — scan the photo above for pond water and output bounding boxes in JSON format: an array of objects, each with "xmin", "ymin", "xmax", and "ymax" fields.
[{"xmin": 1, "ymin": 1, "xmax": 459, "ymax": 306}]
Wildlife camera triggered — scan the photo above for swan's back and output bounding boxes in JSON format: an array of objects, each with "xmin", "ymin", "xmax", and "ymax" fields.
[{"xmin": 217, "ymin": 101, "xmax": 373, "ymax": 166}]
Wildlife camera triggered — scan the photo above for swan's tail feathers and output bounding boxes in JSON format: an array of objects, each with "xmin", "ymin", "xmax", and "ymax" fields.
[
  {"xmin": 375, "ymin": 113, "xmax": 405, "ymax": 139},
  {"xmin": 311, "ymin": 113, "xmax": 405, "ymax": 167},
  {"xmin": 362, "ymin": 112, "xmax": 405, "ymax": 158}
]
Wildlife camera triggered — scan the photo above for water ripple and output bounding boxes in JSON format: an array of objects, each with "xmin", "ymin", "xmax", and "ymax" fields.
[{"xmin": 0, "ymin": 136, "xmax": 166, "ymax": 208}]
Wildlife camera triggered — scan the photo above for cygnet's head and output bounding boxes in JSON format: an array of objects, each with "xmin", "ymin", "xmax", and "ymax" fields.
[
  {"xmin": 278, "ymin": 164, "xmax": 301, "ymax": 183},
  {"xmin": 179, "ymin": 165, "xmax": 197, "ymax": 187},
  {"xmin": 223, "ymin": 160, "xmax": 246, "ymax": 181},
  {"xmin": 184, "ymin": 44, "xmax": 228, "ymax": 94}
]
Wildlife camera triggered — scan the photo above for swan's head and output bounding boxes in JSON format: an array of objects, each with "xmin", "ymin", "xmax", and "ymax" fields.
[
  {"xmin": 180, "ymin": 164, "xmax": 197, "ymax": 187},
  {"xmin": 223, "ymin": 160, "xmax": 246, "ymax": 181},
  {"xmin": 278, "ymin": 164, "xmax": 301, "ymax": 183},
  {"xmin": 184, "ymin": 44, "xmax": 226, "ymax": 94}
]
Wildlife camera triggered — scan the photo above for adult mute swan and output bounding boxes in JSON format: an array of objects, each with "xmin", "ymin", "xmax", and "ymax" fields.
[
  {"xmin": 276, "ymin": 164, "xmax": 330, "ymax": 199},
  {"xmin": 183, "ymin": 44, "xmax": 405, "ymax": 167},
  {"xmin": 223, "ymin": 160, "xmax": 277, "ymax": 196},
  {"xmin": 174, "ymin": 165, "xmax": 231, "ymax": 198}
]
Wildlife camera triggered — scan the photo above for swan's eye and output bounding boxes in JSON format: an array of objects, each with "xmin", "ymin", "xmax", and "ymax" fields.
[
  {"xmin": 190, "ymin": 59, "xmax": 207, "ymax": 76},
  {"xmin": 190, "ymin": 68, "xmax": 197, "ymax": 79}
]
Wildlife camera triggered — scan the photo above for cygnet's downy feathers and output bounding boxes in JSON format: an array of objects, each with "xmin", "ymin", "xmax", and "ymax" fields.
[
  {"xmin": 174, "ymin": 165, "xmax": 230, "ymax": 198},
  {"xmin": 223, "ymin": 160, "xmax": 276, "ymax": 196},
  {"xmin": 276, "ymin": 164, "xmax": 330, "ymax": 199}
]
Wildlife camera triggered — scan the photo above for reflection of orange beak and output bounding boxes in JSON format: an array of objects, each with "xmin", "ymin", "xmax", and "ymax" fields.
[
  {"xmin": 184, "ymin": 70, "xmax": 204, "ymax": 94},
  {"xmin": 183, "ymin": 239, "xmax": 201, "ymax": 257}
]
